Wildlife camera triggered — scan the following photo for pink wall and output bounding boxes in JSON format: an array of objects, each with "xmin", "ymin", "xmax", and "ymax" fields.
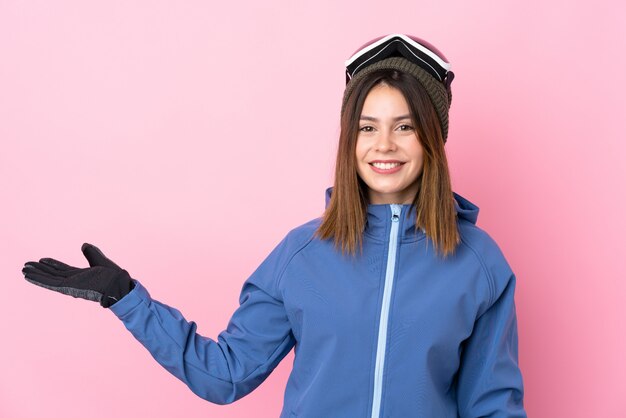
[{"xmin": 2, "ymin": 1, "xmax": 625, "ymax": 417}]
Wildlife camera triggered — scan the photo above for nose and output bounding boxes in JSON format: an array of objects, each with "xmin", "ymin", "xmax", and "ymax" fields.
[{"xmin": 374, "ymin": 130, "xmax": 396, "ymax": 152}]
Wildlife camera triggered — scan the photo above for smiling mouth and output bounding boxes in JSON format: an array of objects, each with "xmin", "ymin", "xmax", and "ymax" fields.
[
  {"xmin": 368, "ymin": 161, "xmax": 405, "ymax": 174},
  {"xmin": 370, "ymin": 162, "xmax": 403, "ymax": 170}
]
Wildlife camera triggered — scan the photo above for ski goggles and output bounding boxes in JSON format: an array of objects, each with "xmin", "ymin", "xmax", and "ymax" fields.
[{"xmin": 344, "ymin": 33, "xmax": 452, "ymax": 86}]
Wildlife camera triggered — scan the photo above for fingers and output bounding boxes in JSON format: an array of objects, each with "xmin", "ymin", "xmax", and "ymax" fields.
[
  {"xmin": 24, "ymin": 260, "xmax": 77, "ymax": 278},
  {"xmin": 22, "ymin": 263, "xmax": 64, "ymax": 286},
  {"xmin": 39, "ymin": 257, "xmax": 77, "ymax": 272},
  {"xmin": 22, "ymin": 265, "xmax": 104, "ymax": 303},
  {"xmin": 81, "ymin": 243, "xmax": 121, "ymax": 269}
]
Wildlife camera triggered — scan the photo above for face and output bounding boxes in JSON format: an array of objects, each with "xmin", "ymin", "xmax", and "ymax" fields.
[{"xmin": 355, "ymin": 83, "xmax": 424, "ymax": 205}]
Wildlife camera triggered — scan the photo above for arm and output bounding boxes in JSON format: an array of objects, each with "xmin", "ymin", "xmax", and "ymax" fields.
[
  {"xmin": 109, "ymin": 235, "xmax": 297, "ymax": 405},
  {"xmin": 456, "ymin": 272, "xmax": 527, "ymax": 417},
  {"xmin": 23, "ymin": 241, "xmax": 296, "ymax": 405}
]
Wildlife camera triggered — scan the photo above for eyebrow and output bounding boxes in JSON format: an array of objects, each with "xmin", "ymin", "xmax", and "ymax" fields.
[{"xmin": 359, "ymin": 114, "xmax": 412, "ymax": 122}]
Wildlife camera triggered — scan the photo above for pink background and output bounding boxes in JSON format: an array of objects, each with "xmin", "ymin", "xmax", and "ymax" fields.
[{"xmin": 1, "ymin": 1, "xmax": 625, "ymax": 417}]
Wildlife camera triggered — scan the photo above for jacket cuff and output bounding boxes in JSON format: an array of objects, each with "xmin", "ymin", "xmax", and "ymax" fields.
[{"xmin": 109, "ymin": 279, "xmax": 149, "ymax": 318}]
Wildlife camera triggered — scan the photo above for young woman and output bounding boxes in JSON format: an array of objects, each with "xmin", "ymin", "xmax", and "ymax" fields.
[{"xmin": 23, "ymin": 34, "xmax": 527, "ymax": 417}]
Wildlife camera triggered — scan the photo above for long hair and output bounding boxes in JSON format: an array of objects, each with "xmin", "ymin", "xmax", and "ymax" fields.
[{"xmin": 315, "ymin": 68, "xmax": 460, "ymax": 258}]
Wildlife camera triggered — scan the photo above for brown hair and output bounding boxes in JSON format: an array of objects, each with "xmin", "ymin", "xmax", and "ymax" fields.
[{"xmin": 315, "ymin": 68, "xmax": 460, "ymax": 258}]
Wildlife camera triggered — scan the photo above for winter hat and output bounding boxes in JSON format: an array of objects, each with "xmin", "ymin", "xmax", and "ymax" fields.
[{"xmin": 341, "ymin": 34, "xmax": 455, "ymax": 142}]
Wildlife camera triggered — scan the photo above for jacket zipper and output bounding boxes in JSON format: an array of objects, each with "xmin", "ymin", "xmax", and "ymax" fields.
[{"xmin": 370, "ymin": 204, "xmax": 402, "ymax": 418}]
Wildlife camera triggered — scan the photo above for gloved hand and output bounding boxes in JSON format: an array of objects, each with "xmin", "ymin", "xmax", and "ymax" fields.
[{"xmin": 22, "ymin": 243, "xmax": 135, "ymax": 308}]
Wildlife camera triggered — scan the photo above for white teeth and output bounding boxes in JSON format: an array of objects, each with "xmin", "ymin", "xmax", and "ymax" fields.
[{"xmin": 372, "ymin": 162, "xmax": 401, "ymax": 170}]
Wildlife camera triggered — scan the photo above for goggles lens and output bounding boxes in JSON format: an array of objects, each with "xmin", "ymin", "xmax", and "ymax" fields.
[{"xmin": 345, "ymin": 34, "xmax": 452, "ymax": 84}]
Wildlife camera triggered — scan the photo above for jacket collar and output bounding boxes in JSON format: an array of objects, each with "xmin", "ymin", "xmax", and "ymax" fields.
[{"xmin": 324, "ymin": 187, "xmax": 479, "ymax": 241}]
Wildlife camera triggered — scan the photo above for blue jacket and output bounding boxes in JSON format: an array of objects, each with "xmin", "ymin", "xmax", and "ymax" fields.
[{"xmin": 110, "ymin": 188, "xmax": 527, "ymax": 417}]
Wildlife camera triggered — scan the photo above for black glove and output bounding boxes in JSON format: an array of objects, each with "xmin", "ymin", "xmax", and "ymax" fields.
[{"xmin": 22, "ymin": 243, "xmax": 135, "ymax": 308}]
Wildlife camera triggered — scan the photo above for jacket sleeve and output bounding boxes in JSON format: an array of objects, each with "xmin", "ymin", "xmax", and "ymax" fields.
[
  {"xmin": 456, "ymin": 271, "xmax": 527, "ymax": 417},
  {"xmin": 108, "ymin": 237, "xmax": 297, "ymax": 405}
]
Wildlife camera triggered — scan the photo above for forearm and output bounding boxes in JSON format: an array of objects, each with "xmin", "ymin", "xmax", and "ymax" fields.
[{"xmin": 110, "ymin": 279, "xmax": 294, "ymax": 405}]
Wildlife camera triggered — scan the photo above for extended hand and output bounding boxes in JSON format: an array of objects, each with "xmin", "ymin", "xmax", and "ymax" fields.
[{"xmin": 22, "ymin": 243, "xmax": 135, "ymax": 308}]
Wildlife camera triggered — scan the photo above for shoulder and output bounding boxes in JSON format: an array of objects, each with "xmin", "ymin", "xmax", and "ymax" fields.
[
  {"xmin": 457, "ymin": 221, "xmax": 515, "ymax": 307},
  {"xmin": 246, "ymin": 217, "xmax": 322, "ymax": 295},
  {"xmin": 264, "ymin": 216, "xmax": 322, "ymax": 255},
  {"xmin": 457, "ymin": 220, "xmax": 507, "ymax": 266},
  {"xmin": 283, "ymin": 216, "xmax": 323, "ymax": 247}
]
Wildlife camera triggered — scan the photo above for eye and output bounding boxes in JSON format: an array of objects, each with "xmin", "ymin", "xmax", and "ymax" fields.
[
  {"xmin": 359, "ymin": 126, "xmax": 374, "ymax": 132},
  {"xmin": 398, "ymin": 124, "xmax": 414, "ymax": 131}
]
